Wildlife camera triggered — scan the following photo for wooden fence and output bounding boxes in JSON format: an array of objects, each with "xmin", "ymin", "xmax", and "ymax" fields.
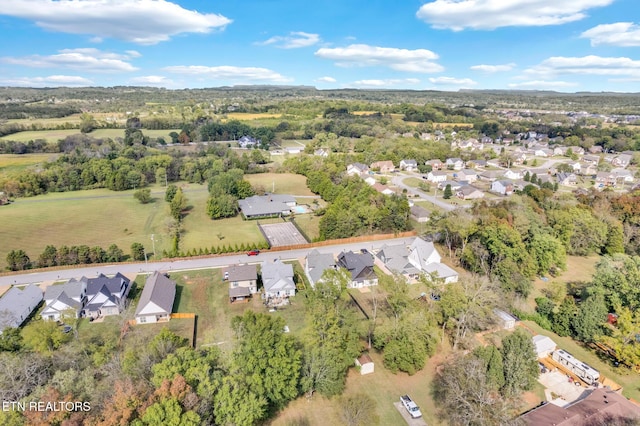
[{"xmin": 171, "ymin": 313, "xmax": 196, "ymax": 319}]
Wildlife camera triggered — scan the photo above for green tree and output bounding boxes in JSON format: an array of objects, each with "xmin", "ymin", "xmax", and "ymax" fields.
[
  {"xmin": 134, "ymin": 188, "xmax": 152, "ymax": 204},
  {"xmin": 572, "ymin": 292, "xmax": 607, "ymax": 343},
  {"xmin": 21, "ymin": 320, "xmax": 69, "ymax": 353},
  {"xmin": 0, "ymin": 327, "xmax": 23, "ymax": 352},
  {"xmin": 6, "ymin": 249, "xmax": 30, "ymax": 271},
  {"xmin": 106, "ymin": 244, "xmax": 124, "ymax": 262},
  {"xmin": 443, "ymin": 184, "xmax": 452, "ymax": 199},
  {"xmin": 231, "ymin": 311, "xmax": 301, "ymax": 409},
  {"xmin": 213, "ymin": 376, "xmax": 268, "ymax": 426},
  {"xmin": 528, "ymin": 232, "xmax": 566, "ymax": 275},
  {"xmin": 170, "ymin": 188, "xmax": 187, "ymax": 221},
  {"xmin": 79, "ymin": 112, "xmax": 96, "ymax": 133},
  {"xmin": 473, "ymin": 345, "xmax": 505, "ymax": 391},
  {"xmin": 601, "ymin": 306, "xmax": 640, "ymax": 369},
  {"xmin": 339, "ymin": 393, "xmax": 379, "ymax": 426},
  {"xmin": 165, "ymin": 184, "xmax": 178, "ymax": 202},
  {"xmin": 131, "ymin": 242, "xmax": 146, "ymax": 261},
  {"xmin": 500, "ymin": 329, "xmax": 538, "ymax": 396},
  {"xmin": 553, "ymin": 297, "xmax": 577, "ymax": 337},
  {"xmin": 138, "ymin": 398, "xmax": 200, "ymax": 426},
  {"xmin": 206, "ymin": 194, "xmax": 238, "ymax": 219},
  {"xmin": 37, "ymin": 245, "xmax": 58, "ymax": 268}
]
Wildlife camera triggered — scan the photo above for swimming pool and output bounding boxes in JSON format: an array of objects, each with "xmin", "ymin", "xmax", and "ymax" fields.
[{"xmin": 292, "ymin": 205, "xmax": 308, "ymax": 214}]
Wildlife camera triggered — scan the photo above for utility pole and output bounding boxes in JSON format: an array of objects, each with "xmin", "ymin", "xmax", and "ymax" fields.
[{"xmin": 150, "ymin": 234, "xmax": 156, "ymax": 259}]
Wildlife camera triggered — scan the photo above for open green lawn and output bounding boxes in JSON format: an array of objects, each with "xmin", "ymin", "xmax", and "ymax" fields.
[
  {"xmin": 402, "ymin": 177, "xmax": 424, "ymax": 188},
  {"xmin": 0, "ymin": 187, "xmax": 174, "ymax": 267},
  {"xmin": 0, "ymin": 128, "xmax": 182, "ymax": 143},
  {"xmin": 180, "ymin": 185, "xmax": 266, "ymax": 252},
  {"xmin": 0, "ymin": 153, "xmax": 60, "ymax": 174},
  {"xmin": 244, "ymin": 173, "xmax": 314, "ymax": 196}
]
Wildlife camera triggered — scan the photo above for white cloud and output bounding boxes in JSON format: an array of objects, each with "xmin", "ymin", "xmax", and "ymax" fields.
[
  {"xmin": 429, "ymin": 76, "xmax": 477, "ymax": 86},
  {"xmin": 470, "ymin": 63, "xmax": 516, "ymax": 73},
  {"xmin": 581, "ymin": 22, "xmax": 640, "ymax": 47},
  {"xmin": 524, "ymin": 55, "xmax": 640, "ymax": 78},
  {"xmin": 258, "ymin": 32, "xmax": 320, "ymax": 49},
  {"xmin": 129, "ymin": 75, "xmax": 174, "ymax": 86},
  {"xmin": 316, "ymin": 76, "xmax": 337, "ymax": 83},
  {"xmin": 351, "ymin": 78, "xmax": 421, "ymax": 87},
  {"xmin": 315, "ymin": 44, "xmax": 443, "ymax": 73},
  {"xmin": 163, "ymin": 65, "xmax": 292, "ymax": 83},
  {"xmin": 1, "ymin": 48, "xmax": 138, "ymax": 72},
  {"xmin": 508, "ymin": 80, "xmax": 579, "ymax": 89},
  {"xmin": 0, "ymin": 75, "xmax": 94, "ymax": 87},
  {"xmin": 416, "ymin": 0, "xmax": 614, "ymax": 31},
  {"xmin": 0, "ymin": 0, "xmax": 231, "ymax": 45}
]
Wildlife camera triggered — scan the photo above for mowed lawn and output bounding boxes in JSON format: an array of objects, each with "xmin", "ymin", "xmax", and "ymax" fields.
[
  {"xmin": 179, "ymin": 186, "xmax": 266, "ymax": 252},
  {"xmin": 0, "ymin": 128, "xmax": 182, "ymax": 143},
  {"xmin": 244, "ymin": 173, "xmax": 314, "ymax": 196},
  {"xmin": 0, "ymin": 188, "xmax": 173, "ymax": 267}
]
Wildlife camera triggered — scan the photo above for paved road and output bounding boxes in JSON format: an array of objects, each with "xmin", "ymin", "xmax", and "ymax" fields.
[
  {"xmin": 392, "ymin": 173, "xmax": 458, "ymax": 211},
  {"xmin": 0, "ymin": 236, "xmax": 416, "ymax": 286}
]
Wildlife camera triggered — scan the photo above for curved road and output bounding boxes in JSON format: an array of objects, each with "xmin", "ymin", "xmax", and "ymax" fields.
[
  {"xmin": 0, "ymin": 236, "xmax": 416, "ymax": 286},
  {"xmin": 392, "ymin": 172, "xmax": 458, "ymax": 212}
]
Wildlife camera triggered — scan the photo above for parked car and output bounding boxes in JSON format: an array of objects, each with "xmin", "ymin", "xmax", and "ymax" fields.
[
  {"xmin": 400, "ymin": 395, "xmax": 422, "ymax": 419},
  {"xmin": 223, "ymin": 271, "xmax": 229, "ymax": 281},
  {"xmin": 247, "ymin": 250, "xmax": 260, "ymax": 256}
]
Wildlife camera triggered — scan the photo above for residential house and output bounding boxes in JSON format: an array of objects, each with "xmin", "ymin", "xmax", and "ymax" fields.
[
  {"xmin": 425, "ymin": 159, "xmax": 444, "ymax": 170},
  {"xmin": 583, "ymin": 154, "xmax": 600, "ymax": 165},
  {"xmin": 486, "ymin": 158, "xmax": 502, "ymax": 168},
  {"xmin": 491, "ymin": 180, "xmax": 514, "ymax": 195},
  {"xmin": 347, "ymin": 163, "xmax": 370, "ymax": 176},
  {"xmin": 422, "ymin": 262, "xmax": 459, "ymax": 284},
  {"xmin": 225, "ymin": 264, "xmax": 258, "ymax": 302},
  {"xmin": 370, "ymin": 160, "xmax": 395, "ymax": 173},
  {"xmin": 572, "ymin": 146, "xmax": 586, "ymax": 156},
  {"xmin": 457, "ymin": 186, "xmax": 485, "ymax": 200},
  {"xmin": 612, "ymin": 168, "xmax": 634, "ymax": 183},
  {"xmin": 494, "ymin": 309, "xmax": 517, "ymax": 330},
  {"xmin": 556, "ymin": 172, "xmax": 578, "ymax": 186},
  {"xmin": 376, "ymin": 244, "xmax": 420, "ymax": 279},
  {"xmin": 595, "ymin": 171, "xmax": 617, "ymax": 189},
  {"xmin": 407, "ymin": 238, "xmax": 441, "ymax": 271},
  {"xmin": 520, "ymin": 388, "xmax": 640, "ymax": 426},
  {"xmin": 458, "ymin": 169, "xmax": 478, "ymax": 182},
  {"xmin": 466, "ymin": 159, "xmax": 487, "ymax": 169},
  {"xmin": 580, "ymin": 163, "xmax": 598, "ymax": 176},
  {"xmin": 261, "ymin": 259, "xmax": 296, "ymax": 299},
  {"xmin": 135, "ymin": 271, "xmax": 176, "ymax": 324},
  {"xmin": 437, "ymin": 180, "xmax": 463, "ymax": 191},
  {"xmin": 532, "ymin": 148, "xmax": 553, "ymax": 157},
  {"xmin": 83, "ymin": 273, "xmax": 131, "ymax": 319},
  {"xmin": 445, "ymin": 157, "xmax": 465, "ymax": 170},
  {"xmin": 337, "ymin": 251, "xmax": 378, "ymax": 288},
  {"xmin": 427, "ymin": 171, "xmax": 448, "ymax": 183},
  {"xmin": 479, "ymin": 170, "xmax": 500, "ymax": 182},
  {"xmin": 512, "ymin": 152, "xmax": 527, "ymax": 165},
  {"xmin": 503, "ymin": 169, "xmax": 522, "ymax": 180},
  {"xmin": 41, "ymin": 279, "xmax": 87, "ymax": 321},
  {"xmin": 480, "ymin": 136, "xmax": 493, "ymax": 144},
  {"xmin": 304, "ymin": 250, "xmax": 337, "ymax": 288},
  {"xmin": 399, "ymin": 159, "xmax": 418, "ymax": 171},
  {"xmin": 238, "ymin": 135, "xmax": 260, "ymax": 148},
  {"xmin": 553, "ymin": 146, "xmax": 570, "ymax": 156},
  {"xmin": 372, "ymin": 183, "xmax": 394, "ymax": 195},
  {"xmin": 410, "ymin": 205, "xmax": 430, "ymax": 223},
  {"xmin": 364, "ymin": 176, "xmax": 376, "ymax": 186},
  {"xmin": 313, "ymin": 148, "xmax": 329, "ymax": 157},
  {"xmin": 565, "ymin": 161, "xmax": 582, "ymax": 173},
  {"xmin": 0, "ymin": 284, "xmax": 42, "ymax": 332},
  {"xmin": 612, "ymin": 153, "xmax": 633, "ymax": 168},
  {"xmin": 238, "ymin": 194, "xmax": 296, "ymax": 219},
  {"xmin": 589, "ymin": 145, "xmax": 603, "ymax": 154}
]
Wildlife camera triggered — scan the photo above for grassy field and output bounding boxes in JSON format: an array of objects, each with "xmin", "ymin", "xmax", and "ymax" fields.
[
  {"xmin": 224, "ymin": 112, "xmax": 283, "ymax": 120},
  {"xmin": 244, "ymin": 172, "xmax": 314, "ymax": 196},
  {"xmin": 179, "ymin": 186, "xmax": 266, "ymax": 252},
  {"xmin": 0, "ymin": 128, "xmax": 182, "ymax": 143},
  {"xmin": 402, "ymin": 177, "xmax": 424, "ymax": 188},
  {"xmin": 0, "ymin": 187, "xmax": 174, "ymax": 266},
  {"xmin": 0, "ymin": 153, "xmax": 60, "ymax": 174}
]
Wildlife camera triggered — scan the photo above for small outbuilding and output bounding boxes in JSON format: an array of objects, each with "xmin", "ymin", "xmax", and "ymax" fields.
[
  {"xmin": 494, "ymin": 308, "xmax": 517, "ymax": 330},
  {"xmin": 355, "ymin": 354, "xmax": 374, "ymax": 375},
  {"xmin": 532, "ymin": 335, "xmax": 557, "ymax": 359}
]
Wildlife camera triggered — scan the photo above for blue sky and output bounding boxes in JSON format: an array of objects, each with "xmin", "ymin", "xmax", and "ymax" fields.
[{"xmin": 0, "ymin": 0, "xmax": 638, "ymax": 92}]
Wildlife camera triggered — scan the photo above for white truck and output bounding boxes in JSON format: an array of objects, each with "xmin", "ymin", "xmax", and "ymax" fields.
[{"xmin": 400, "ymin": 395, "xmax": 422, "ymax": 419}]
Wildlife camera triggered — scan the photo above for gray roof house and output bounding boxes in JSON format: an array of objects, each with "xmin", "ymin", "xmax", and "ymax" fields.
[
  {"xmin": 337, "ymin": 251, "xmax": 378, "ymax": 288},
  {"xmin": 238, "ymin": 194, "xmax": 296, "ymax": 219},
  {"xmin": 135, "ymin": 272, "xmax": 176, "ymax": 324},
  {"xmin": 225, "ymin": 264, "xmax": 258, "ymax": 302},
  {"xmin": 376, "ymin": 244, "xmax": 420, "ymax": 279},
  {"xmin": 238, "ymin": 135, "xmax": 260, "ymax": 148},
  {"xmin": 347, "ymin": 163, "xmax": 370, "ymax": 176},
  {"xmin": 262, "ymin": 259, "xmax": 296, "ymax": 300},
  {"xmin": 83, "ymin": 273, "xmax": 130, "ymax": 319},
  {"xmin": 41, "ymin": 279, "xmax": 87, "ymax": 321},
  {"xmin": 400, "ymin": 159, "xmax": 418, "ymax": 171},
  {"xmin": 407, "ymin": 238, "xmax": 442, "ymax": 272},
  {"xmin": 410, "ymin": 205, "xmax": 430, "ymax": 223},
  {"xmin": 0, "ymin": 284, "xmax": 43, "ymax": 332},
  {"xmin": 304, "ymin": 250, "xmax": 337, "ymax": 288},
  {"xmin": 423, "ymin": 262, "xmax": 459, "ymax": 284},
  {"xmin": 491, "ymin": 180, "xmax": 514, "ymax": 195}
]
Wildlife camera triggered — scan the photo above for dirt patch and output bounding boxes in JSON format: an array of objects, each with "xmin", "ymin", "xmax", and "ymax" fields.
[{"xmin": 0, "ymin": 284, "xmax": 11, "ymax": 297}]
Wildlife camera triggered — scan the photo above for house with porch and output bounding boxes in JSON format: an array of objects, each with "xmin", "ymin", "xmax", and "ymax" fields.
[
  {"xmin": 262, "ymin": 259, "xmax": 296, "ymax": 301},
  {"xmin": 376, "ymin": 244, "xmax": 420, "ymax": 280},
  {"xmin": 83, "ymin": 273, "xmax": 131, "ymax": 319},
  {"xmin": 337, "ymin": 251, "xmax": 378, "ymax": 288},
  {"xmin": 41, "ymin": 279, "xmax": 87, "ymax": 321},
  {"xmin": 225, "ymin": 264, "xmax": 258, "ymax": 302},
  {"xmin": 135, "ymin": 271, "xmax": 176, "ymax": 324}
]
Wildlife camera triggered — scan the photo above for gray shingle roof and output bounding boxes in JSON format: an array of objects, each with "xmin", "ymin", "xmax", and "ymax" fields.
[
  {"xmin": 0, "ymin": 284, "xmax": 43, "ymax": 329},
  {"xmin": 135, "ymin": 271, "xmax": 176, "ymax": 316},
  {"xmin": 238, "ymin": 194, "xmax": 295, "ymax": 217},
  {"xmin": 337, "ymin": 251, "xmax": 376, "ymax": 281},
  {"xmin": 44, "ymin": 279, "xmax": 85, "ymax": 302},
  {"xmin": 225, "ymin": 264, "xmax": 258, "ymax": 282},
  {"xmin": 305, "ymin": 249, "xmax": 336, "ymax": 284},
  {"xmin": 376, "ymin": 244, "xmax": 419, "ymax": 276},
  {"xmin": 261, "ymin": 259, "xmax": 295, "ymax": 293}
]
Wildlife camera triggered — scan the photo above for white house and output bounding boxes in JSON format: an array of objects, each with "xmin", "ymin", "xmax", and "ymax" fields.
[
  {"xmin": 503, "ymin": 169, "xmax": 522, "ymax": 180},
  {"xmin": 262, "ymin": 259, "xmax": 296, "ymax": 299},
  {"xmin": 0, "ymin": 284, "xmax": 43, "ymax": 332},
  {"xmin": 41, "ymin": 279, "xmax": 87, "ymax": 321},
  {"xmin": 304, "ymin": 250, "xmax": 337, "ymax": 288},
  {"xmin": 355, "ymin": 354, "xmax": 375, "ymax": 375},
  {"xmin": 446, "ymin": 158, "xmax": 465, "ymax": 170},
  {"xmin": 427, "ymin": 171, "xmax": 448, "ymax": 183},
  {"xmin": 532, "ymin": 335, "xmax": 557, "ymax": 359},
  {"xmin": 491, "ymin": 180, "xmax": 514, "ymax": 196},
  {"xmin": 135, "ymin": 272, "xmax": 176, "ymax": 324},
  {"xmin": 400, "ymin": 159, "xmax": 418, "ymax": 171},
  {"xmin": 408, "ymin": 238, "xmax": 441, "ymax": 270},
  {"xmin": 83, "ymin": 273, "xmax": 131, "ymax": 319},
  {"xmin": 422, "ymin": 262, "xmax": 459, "ymax": 284},
  {"xmin": 347, "ymin": 163, "xmax": 369, "ymax": 176}
]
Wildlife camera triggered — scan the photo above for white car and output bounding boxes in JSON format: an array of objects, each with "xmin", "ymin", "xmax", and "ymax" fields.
[{"xmin": 400, "ymin": 395, "xmax": 422, "ymax": 419}]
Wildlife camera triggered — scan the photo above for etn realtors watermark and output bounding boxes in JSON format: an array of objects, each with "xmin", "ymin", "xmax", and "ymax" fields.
[{"xmin": 2, "ymin": 401, "xmax": 91, "ymax": 412}]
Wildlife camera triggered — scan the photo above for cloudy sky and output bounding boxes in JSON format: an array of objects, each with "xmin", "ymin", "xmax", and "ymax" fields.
[{"xmin": 0, "ymin": 0, "xmax": 638, "ymax": 91}]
